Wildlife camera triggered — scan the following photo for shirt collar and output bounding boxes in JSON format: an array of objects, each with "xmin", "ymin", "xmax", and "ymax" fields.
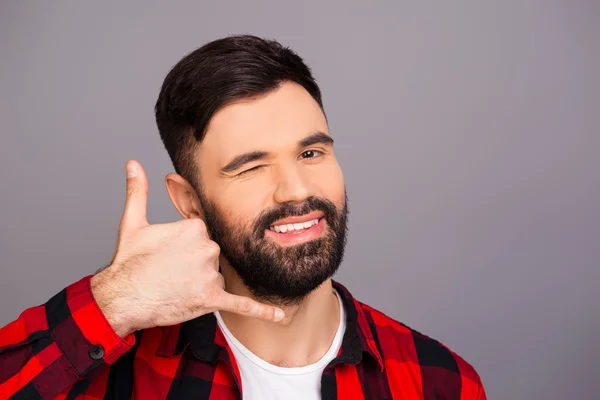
[{"xmin": 155, "ymin": 280, "xmax": 384, "ymax": 371}]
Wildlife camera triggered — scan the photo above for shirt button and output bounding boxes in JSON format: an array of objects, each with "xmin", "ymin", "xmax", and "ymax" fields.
[{"xmin": 89, "ymin": 344, "xmax": 105, "ymax": 360}]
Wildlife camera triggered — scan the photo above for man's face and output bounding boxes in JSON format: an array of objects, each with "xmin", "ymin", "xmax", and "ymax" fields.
[{"xmin": 195, "ymin": 82, "xmax": 348, "ymax": 305}]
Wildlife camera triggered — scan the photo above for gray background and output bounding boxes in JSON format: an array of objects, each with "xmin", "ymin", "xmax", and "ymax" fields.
[{"xmin": 1, "ymin": 1, "xmax": 598, "ymax": 399}]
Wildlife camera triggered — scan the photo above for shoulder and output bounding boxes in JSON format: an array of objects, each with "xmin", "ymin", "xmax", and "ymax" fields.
[{"xmin": 357, "ymin": 300, "xmax": 486, "ymax": 399}]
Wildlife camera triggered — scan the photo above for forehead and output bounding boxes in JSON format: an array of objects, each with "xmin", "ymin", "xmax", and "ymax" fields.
[{"xmin": 197, "ymin": 81, "xmax": 328, "ymax": 168}]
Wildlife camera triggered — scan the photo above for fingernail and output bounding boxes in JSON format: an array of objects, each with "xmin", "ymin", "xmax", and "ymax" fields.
[
  {"xmin": 126, "ymin": 162, "xmax": 138, "ymax": 178},
  {"xmin": 274, "ymin": 308, "xmax": 285, "ymax": 322}
]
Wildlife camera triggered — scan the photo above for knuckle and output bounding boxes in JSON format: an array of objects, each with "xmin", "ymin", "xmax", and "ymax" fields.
[
  {"xmin": 238, "ymin": 299, "xmax": 253, "ymax": 314},
  {"xmin": 183, "ymin": 219, "xmax": 209, "ymax": 237},
  {"xmin": 203, "ymin": 241, "xmax": 220, "ymax": 258},
  {"xmin": 195, "ymin": 290, "xmax": 211, "ymax": 307},
  {"xmin": 189, "ymin": 218, "xmax": 207, "ymax": 231},
  {"xmin": 126, "ymin": 185, "xmax": 140, "ymax": 197},
  {"xmin": 180, "ymin": 217, "xmax": 197, "ymax": 228}
]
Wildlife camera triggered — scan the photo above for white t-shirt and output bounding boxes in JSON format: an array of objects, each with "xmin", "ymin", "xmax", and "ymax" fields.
[{"xmin": 214, "ymin": 290, "xmax": 346, "ymax": 400}]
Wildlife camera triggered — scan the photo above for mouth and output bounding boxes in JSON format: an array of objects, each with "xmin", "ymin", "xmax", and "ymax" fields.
[{"xmin": 264, "ymin": 211, "xmax": 326, "ymax": 245}]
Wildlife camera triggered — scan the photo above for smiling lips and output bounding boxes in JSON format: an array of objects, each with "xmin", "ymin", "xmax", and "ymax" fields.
[
  {"xmin": 265, "ymin": 211, "xmax": 326, "ymax": 244},
  {"xmin": 268, "ymin": 211, "xmax": 325, "ymax": 234},
  {"xmin": 269, "ymin": 218, "xmax": 320, "ymax": 233}
]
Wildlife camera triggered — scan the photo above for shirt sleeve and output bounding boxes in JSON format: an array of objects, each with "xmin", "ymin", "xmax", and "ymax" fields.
[
  {"xmin": 454, "ymin": 351, "xmax": 487, "ymax": 400},
  {"xmin": 0, "ymin": 275, "xmax": 136, "ymax": 399},
  {"xmin": 473, "ymin": 374, "xmax": 487, "ymax": 400}
]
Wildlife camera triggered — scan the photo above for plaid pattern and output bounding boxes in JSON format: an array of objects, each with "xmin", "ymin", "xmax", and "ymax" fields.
[{"xmin": 0, "ymin": 275, "xmax": 486, "ymax": 399}]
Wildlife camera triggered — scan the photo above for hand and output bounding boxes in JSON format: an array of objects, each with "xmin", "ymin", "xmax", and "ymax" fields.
[{"xmin": 90, "ymin": 160, "xmax": 284, "ymax": 337}]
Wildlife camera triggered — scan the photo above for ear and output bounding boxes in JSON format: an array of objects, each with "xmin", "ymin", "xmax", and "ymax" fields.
[{"xmin": 164, "ymin": 173, "xmax": 205, "ymax": 220}]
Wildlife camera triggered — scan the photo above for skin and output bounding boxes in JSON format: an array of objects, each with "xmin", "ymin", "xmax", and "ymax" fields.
[{"xmin": 92, "ymin": 81, "xmax": 346, "ymax": 367}]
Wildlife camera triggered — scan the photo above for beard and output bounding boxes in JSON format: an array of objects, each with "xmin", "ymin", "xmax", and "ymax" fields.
[{"xmin": 197, "ymin": 189, "xmax": 349, "ymax": 306}]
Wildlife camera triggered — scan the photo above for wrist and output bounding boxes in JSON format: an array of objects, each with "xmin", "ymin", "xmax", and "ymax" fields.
[{"xmin": 90, "ymin": 271, "xmax": 136, "ymax": 338}]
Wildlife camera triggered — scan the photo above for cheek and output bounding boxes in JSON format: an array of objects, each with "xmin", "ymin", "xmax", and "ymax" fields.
[
  {"xmin": 215, "ymin": 190, "xmax": 265, "ymax": 228},
  {"xmin": 314, "ymin": 161, "xmax": 345, "ymax": 203}
]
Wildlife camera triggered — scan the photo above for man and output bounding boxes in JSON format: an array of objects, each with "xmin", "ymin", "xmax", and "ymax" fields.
[{"xmin": 0, "ymin": 35, "xmax": 486, "ymax": 399}]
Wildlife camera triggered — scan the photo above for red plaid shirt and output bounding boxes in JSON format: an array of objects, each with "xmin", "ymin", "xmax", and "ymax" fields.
[{"xmin": 0, "ymin": 275, "xmax": 486, "ymax": 399}]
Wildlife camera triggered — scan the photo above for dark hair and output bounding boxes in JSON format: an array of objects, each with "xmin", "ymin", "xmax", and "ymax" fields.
[{"xmin": 154, "ymin": 34, "xmax": 325, "ymax": 185}]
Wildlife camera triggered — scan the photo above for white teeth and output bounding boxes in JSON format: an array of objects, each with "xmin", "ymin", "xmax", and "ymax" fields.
[{"xmin": 270, "ymin": 218, "xmax": 319, "ymax": 233}]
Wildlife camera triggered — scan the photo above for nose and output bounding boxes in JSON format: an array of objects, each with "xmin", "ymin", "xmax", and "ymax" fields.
[{"xmin": 273, "ymin": 164, "xmax": 316, "ymax": 204}]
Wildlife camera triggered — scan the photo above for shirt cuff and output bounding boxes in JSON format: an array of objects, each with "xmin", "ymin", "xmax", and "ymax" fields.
[{"xmin": 48, "ymin": 275, "xmax": 136, "ymax": 376}]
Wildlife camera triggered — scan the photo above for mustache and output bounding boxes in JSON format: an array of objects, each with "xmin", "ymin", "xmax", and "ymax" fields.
[{"xmin": 252, "ymin": 196, "xmax": 338, "ymax": 238}]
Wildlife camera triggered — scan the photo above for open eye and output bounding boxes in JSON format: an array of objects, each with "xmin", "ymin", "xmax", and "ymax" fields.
[{"xmin": 300, "ymin": 149, "xmax": 324, "ymax": 159}]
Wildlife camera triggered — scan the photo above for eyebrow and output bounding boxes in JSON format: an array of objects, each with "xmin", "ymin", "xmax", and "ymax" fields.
[
  {"xmin": 220, "ymin": 131, "xmax": 334, "ymax": 174},
  {"xmin": 298, "ymin": 131, "xmax": 334, "ymax": 148}
]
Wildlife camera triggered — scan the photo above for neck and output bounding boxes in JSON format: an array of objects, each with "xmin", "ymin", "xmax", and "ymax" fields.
[{"xmin": 218, "ymin": 260, "xmax": 340, "ymax": 367}]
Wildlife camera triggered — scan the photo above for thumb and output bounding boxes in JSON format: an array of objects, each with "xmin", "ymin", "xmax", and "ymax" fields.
[
  {"xmin": 216, "ymin": 291, "xmax": 285, "ymax": 322},
  {"xmin": 119, "ymin": 160, "xmax": 149, "ymax": 233}
]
